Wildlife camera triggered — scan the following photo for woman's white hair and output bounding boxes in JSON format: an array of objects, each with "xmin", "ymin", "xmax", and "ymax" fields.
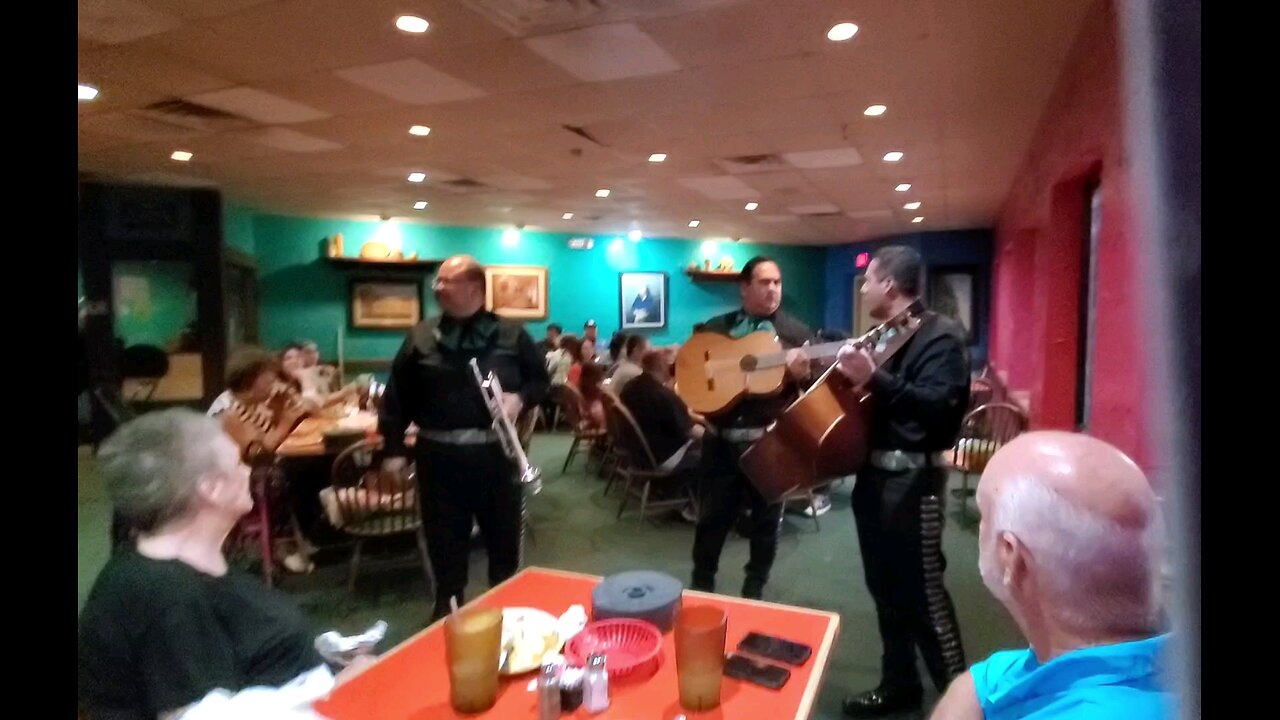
[
  {"xmin": 990, "ymin": 473, "xmax": 1165, "ymax": 631},
  {"xmin": 97, "ymin": 409, "xmax": 235, "ymax": 532}
]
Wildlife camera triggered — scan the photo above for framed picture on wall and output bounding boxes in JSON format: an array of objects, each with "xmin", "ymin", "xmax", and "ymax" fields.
[
  {"xmin": 927, "ymin": 266, "xmax": 977, "ymax": 341},
  {"xmin": 350, "ymin": 279, "xmax": 422, "ymax": 329},
  {"xmin": 620, "ymin": 271, "xmax": 667, "ymax": 329},
  {"xmin": 485, "ymin": 265, "xmax": 549, "ymax": 320}
]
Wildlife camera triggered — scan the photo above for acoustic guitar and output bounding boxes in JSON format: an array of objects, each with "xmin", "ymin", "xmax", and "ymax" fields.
[
  {"xmin": 739, "ymin": 307, "xmax": 925, "ymax": 503},
  {"xmin": 674, "ymin": 333, "xmax": 852, "ymax": 415}
]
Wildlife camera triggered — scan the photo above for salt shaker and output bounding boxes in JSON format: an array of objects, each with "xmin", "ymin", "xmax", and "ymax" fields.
[
  {"xmin": 537, "ymin": 662, "xmax": 561, "ymax": 720},
  {"xmin": 582, "ymin": 653, "xmax": 610, "ymax": 714}
]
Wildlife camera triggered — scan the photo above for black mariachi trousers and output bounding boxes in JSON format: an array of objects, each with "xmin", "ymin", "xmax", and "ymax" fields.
[
  {"xmin": 692, "ymin": 434, "xmax": 784, "ymax": 592},
  {"xmin": 852, "ymin": 465, "xmax": 967, "ymax": 693},
  {"xmin": 416, "ymin": 440, "xmax": 523, "ymax": 615}
]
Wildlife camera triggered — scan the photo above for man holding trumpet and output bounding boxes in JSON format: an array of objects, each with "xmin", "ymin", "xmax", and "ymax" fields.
[{"xmin": 379, "ymin": 255, "xmax": 549, "ymax": 621}]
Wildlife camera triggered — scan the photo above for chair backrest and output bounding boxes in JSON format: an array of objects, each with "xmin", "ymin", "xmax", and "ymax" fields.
[
  {"xmin": 326, "ymin": 438, "xmax": 420, "ymax": 535},
  {"xmin": 120, "ymin": 345, "xmax": 170, "ymax": 379},
  {"xmin": 953, "ymin": 402, "xmax": 1029, "ymax": 473},
  {"xmin": 557, "ymin": 382, "xmax": 588, "ymax": 427},
  {"xmin": 604, "ymin": 400, "xmax": 660, "ymax": 472},
  {"xmin": 969, "ymin": 377, "xmax": 997, "ymax": 409}
]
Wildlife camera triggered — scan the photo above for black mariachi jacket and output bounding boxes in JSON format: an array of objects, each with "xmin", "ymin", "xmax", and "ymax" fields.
[
  {"xmin": 379, "ymin": 310, "xmax": 549, "ymax": 457},
  {"xmin": 866, "ymin": 309, "xmax": 971, "ymax": 452}
]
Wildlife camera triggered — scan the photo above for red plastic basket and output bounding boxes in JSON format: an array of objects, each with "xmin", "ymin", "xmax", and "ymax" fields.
[{"xmin": 564, "ymin": 619, "xmax": 663, "ymax": 681}]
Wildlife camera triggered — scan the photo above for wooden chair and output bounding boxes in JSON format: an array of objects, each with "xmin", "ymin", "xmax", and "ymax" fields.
[
  {"xmin": 949, "ymin": 402, "xmax": 1028, "ymax": 523},
  {"xmin": 606, "ymin": 401, "xmax": 696, "ymax": 522},
  {"xmin": 557, "ymin": 383, "xmax": 607, "ymax": 475},
  {"xmin": 321, "ymin": 439, "xmax": 434, "ymax": 594}
]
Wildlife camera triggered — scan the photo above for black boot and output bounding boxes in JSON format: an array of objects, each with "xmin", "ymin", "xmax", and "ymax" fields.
[
  {"xmin": 842, "ymin": 685, "xmax": 923, "ymax": 718},
  {"xmin": 690, "ymin": 572, "xmax": 715, "ymax": 594},
  {"xmin": 741, "ymin": 576, "xmax": 765, "ymax": 600},
  {"xmin": 431, "ymin": 591, "xmax": 464, "ymax": 623}
]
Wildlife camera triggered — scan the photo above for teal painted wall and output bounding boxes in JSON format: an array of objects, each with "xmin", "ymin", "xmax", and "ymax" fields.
[
  {"xmin": 223, "ymin": 202, "xmax": 257, "ymax": 255},
  {"xmin": 252, "ymin": 214, "xmax": 827, "ymax": 361},
  {"xmin": 112, "ymin": 261, "xmax": 196, "ymax": 348}
]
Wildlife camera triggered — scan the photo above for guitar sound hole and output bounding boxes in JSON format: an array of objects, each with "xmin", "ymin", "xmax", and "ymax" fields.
[{"xmin": 740, "ymin": 355, "xmax": 758, "ymax": 372}]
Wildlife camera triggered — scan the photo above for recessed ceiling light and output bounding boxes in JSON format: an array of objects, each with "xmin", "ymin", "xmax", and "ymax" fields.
[
  {"xmin": 912, "ymin": 216, "xmax": 924, "ymax": 223},
  {"xmin": 688, "ymin": 220, "xmax": 700, "ymax": 228},
  {"xmin": 744, "ymin": 202, "xmax": 759, "ymax": 211},
  {"xmin": 413, "ymin": 201, "xmax": 428, "ymax": 210},
  {"xmin": 408, "ymin": 125, "xmax": 431, "ymax": 136},
  {"xmin": 827, "ymin": 22, "xmax": 859, "ymax": 42},
  {"xmin": 395, "ymin": 15, "xmax": 429, "ymax": 33},
  {"xmin": 407, "ymin": 172, "xmax": 426, "ymax": 182},
  {"xmin": 595, "ymin": 188, "xmax": 611, "ymax": 198},
  {"xmin": 864, "ymin": 104, "xmax": 887, "ymax": 117},
  {"xmin": 78, "ymin": 83, "xmax": 99, "ymax": 101},
  {"xmin": 628, "ymin": 229, "xmax": 643, "ymax": 242},
  {"xmin": 904, "ymin": 201, "xmax": 921, "ymax": 210},
  {"xmin": 562, "ymin": 212, "xmax": 574, "ymax": 220},
  {"xmin": 648, "ymin": 153, "xmax": 667, "ymax": 163},
  {"xmin": 895, "ymin": 183, "xmax": 912, "ymax": 192},
  {"xmin": 883, "ymin": 151, "xmax": 904, "ymax": 162},
  {"xmin": 170, "ymin": 150, "xmax": 193, "ymax": 162}
]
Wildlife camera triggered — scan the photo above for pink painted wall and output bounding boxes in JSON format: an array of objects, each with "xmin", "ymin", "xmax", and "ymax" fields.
[{"xmin": 990, "ymin": 0, "xmax": 1149, "ymax": 467}]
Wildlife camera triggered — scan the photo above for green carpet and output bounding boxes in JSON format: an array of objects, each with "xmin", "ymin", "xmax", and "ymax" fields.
[{"xmin": 77, "ymin": 435, "xmax": 1023, "ymax": 719}]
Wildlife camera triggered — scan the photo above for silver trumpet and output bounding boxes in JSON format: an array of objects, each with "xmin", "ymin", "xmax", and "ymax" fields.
[{"xmin": 469, "ymin": 358, "xmax": 543, "ymax": 495}]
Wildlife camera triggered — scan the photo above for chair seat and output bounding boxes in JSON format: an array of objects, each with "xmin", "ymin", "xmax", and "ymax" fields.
[{"xmin": 338, "ymin": 512, "xmax": 423, "ymax": 537}]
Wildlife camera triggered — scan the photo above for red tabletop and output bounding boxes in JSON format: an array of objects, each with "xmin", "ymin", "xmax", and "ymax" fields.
[{"xmin": 314, "ymin": 567, "xmax": 841, "ymax": 720}]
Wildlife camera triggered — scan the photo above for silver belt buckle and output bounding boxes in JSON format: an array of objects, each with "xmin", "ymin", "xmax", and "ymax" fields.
[
  {"xmin": 422, "ymin": 428, "xmax": 497, "ymax": 445},
  {"xmin": 870, "ymin": 450, "xmax": 936, "ymax": 471},
  {"xmin": 721, "ymin": 427, "xmax": 766, "ymax": 442}
]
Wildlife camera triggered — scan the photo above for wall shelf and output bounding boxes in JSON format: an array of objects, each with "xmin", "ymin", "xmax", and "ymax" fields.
[
  {"xmin": 326, "ymin": 256, "xmax": 441, "ymax": 273},
  {"xmin": 685, "ymin": 269, "xmax": 740, "ymax": 282}
]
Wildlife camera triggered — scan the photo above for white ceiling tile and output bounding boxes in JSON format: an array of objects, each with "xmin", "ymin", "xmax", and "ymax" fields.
[
  {"xmin": 677, "ymin": 176, "xmax": 759, "ymax": 200},
  {"xmin": 334, "ymin": 59, "xmax": 487, "ymax": 105},
  {"xmin": 525, "ymin": 23, "xmax": 682, "ymax": 82},
  {"xmin": 782, "ymin": 147, "xmax": 864, "ymax": 169},
  {"xmin": 251, "ymin": 128, "xmax": 344, "ymax": 153}
]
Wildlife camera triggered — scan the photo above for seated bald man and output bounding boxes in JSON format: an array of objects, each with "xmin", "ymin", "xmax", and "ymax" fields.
[{"xmin": 931, "ymin": 432, "xmax": 1173, "ymax": 720}]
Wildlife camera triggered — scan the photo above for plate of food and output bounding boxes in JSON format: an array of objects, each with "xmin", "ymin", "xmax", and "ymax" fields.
[{"xmin": 499, "ymin": 607, "xmax": 564, "ymax": 675}]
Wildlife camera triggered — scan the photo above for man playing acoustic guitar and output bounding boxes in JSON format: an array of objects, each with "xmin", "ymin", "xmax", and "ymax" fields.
[
  {"xmin": 835, "ymin": 246, "xmax": 971, "ymax": 718},
  {"xmin": 690, "ymin": 256, "xmax": 816, "ymax": 600}
]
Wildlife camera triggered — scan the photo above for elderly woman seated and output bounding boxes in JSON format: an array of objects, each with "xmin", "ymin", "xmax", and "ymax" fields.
[
  {"xmin": 78, "ymin": 410, "xmax": 368, "ymax": 720},
  {"xmin": 209, "ymin": 347, "xmax": 316, "ymax": 572}
]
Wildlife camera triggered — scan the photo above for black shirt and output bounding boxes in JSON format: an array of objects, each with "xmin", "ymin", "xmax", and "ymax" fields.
[
  {"xmin": 698, "ymin": 308, "xmax": 817, "ymax": 429},
  {"xmin": 379, "ymin": 310, "xmax": 549, "ymax": 455},
  {"xmin": 78, "ymin": 550, "xmax": 322, "ymax": 720},
  {"xmin": 867, "ymin": 311, "xmax": 971, "ymax": 452},
  {"xmin": 619, "ymin": 372, "xmax": 694, "ymax": 463}
]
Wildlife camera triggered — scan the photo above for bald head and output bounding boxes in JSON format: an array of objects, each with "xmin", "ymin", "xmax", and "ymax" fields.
[
  {"xmin": 433, "ymin": 254, "xmax": 486, "ymax": 318},
  {"xmin": 977, "ymin": 431, "xmax": 1161, "ymax": 638},
  {"xmin": 978, "ymin": 431, "xmax": 1155, "ymax": 529}
]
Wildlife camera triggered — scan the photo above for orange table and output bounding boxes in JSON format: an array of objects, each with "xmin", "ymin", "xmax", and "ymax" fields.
[{"xmin": 315, "ymin": 567, "xmax": 840, "ymax": 720}]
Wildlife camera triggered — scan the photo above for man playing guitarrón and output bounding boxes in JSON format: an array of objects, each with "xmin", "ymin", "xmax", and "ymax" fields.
[{"xmin": 835, "ymin": 245, "xmax": 971, "ymax": 718}]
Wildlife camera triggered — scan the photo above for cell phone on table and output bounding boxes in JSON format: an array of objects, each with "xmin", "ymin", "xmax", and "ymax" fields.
[
  {"xmin": 737, "ymin": 632, "xmax": 813, "ymax": 666},
  {"xmin": 723, "ymin": 652, "xmax": 790, "ymax": 690}
]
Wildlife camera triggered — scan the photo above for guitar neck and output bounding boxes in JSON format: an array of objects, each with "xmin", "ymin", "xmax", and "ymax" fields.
[{"xmin": 751, "ymin": 340, "xmax": 850, "ymax": 369}]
